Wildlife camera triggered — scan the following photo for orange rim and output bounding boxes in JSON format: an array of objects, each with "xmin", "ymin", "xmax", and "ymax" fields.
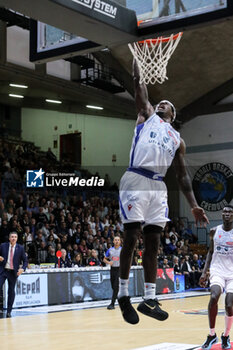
[{"xmin": 138, "ymin": 32, "xmax": 183, "ymax": 45}]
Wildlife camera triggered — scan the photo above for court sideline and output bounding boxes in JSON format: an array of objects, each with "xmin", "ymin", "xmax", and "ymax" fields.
[{"xmin": 0, "ymin": 292, "xmax": 229, "ymax": 350}]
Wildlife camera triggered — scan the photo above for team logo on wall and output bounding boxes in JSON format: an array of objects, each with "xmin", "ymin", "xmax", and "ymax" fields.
[{"xmin": 192, "ymin": 162, "xmax": 233, "ymax": 211}]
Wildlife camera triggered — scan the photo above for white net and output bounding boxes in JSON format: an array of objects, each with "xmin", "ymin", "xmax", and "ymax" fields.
[{"xmin": 128, "ymin": 32, "xmax": 183, "ymax": 85}]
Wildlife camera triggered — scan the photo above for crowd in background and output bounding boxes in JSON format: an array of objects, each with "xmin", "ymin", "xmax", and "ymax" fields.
[
  {"xmin": 0, "ymin": 190, "xmax": 206, "ymax": 289},
  {"xmin": 0, "ymin": 138, "xmax": 207, "ymax": 290},
  {"xmin": 0, "ymin": 140, "xmax": 118, "ymax": 191}
]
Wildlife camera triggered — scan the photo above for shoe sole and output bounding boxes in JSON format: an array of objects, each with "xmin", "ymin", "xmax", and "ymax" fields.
[
  {"xmin": 201, "ymin": 337, "xmax": 218, "ymax": 349},
  {"xmin": 122, "ymin": 312, "xmax": 139, "ymax": 325},
  {"xmin": 118, "ymin": 297, "xmax": 139, "ymax": 325},
  {"xmin": 221, "ymin": 345, "xmax": 231, "ymax": 349},
  {"xmin": 137, "ymin": 304, "xmax": 169, "ymax": 321}
]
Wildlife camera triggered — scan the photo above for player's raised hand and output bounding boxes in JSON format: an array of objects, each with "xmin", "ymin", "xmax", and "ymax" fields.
[{"xmin": 191, "ymin": 207, "xmax": 209, "ymax": 226}]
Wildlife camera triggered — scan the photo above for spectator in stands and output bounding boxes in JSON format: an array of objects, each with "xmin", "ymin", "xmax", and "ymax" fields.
[
  {"xmin": 88, "ymin": 249, "xmax": 101, "ymax": 266},
  {"xmin": 86, "ymin": 235, "xmax": 94, "ymax": 250},
  {"xmin": 47, "ymin": 234, "xmax": 57, "ymax": 250},
  {"xmin": 36, "ymin": 207, "xmax": 48, "ymax": 224},
  {"xmin": 93, "ymin": 236, "xmax": 100, "ymax": 251},
  {"xmin": 46, "ymin": 247, "xmax": 56, "ymax": 264},
  {"xmin": 191, "ymin": 253, "xmax": 202, "ymax": 287},
  {"xmin": 60, "ymin": 234, "xmax": 68, "ymax": 249},
  {"xmin": 165, "ymin": 237, "xmax": 177, "ymax": 255},
  {"xmin": 78, "ymin": 239, "xmax": 88, "ymax": 257},
  {"xmin": 180, "ymin": 239, "xmax": 190, "ymax": 255},
  {"xmin": 36, "ymin": 229, "xmax": 46, "ymax": 243},
  {"xmin": 184, "ymin": 224, "xmax": 198, "ymax": 243},
  {"xmin": 15, "ymin": 222, "xmax": 24, "ymax": 245},
  {"xmin": 59, "ymin": 222, "xmax": 69, "ymax": 237},
  {"xmin": 27, "ymin": 202, "xmax": 35, "ymax": 214},
  {"xmin": 169, "ymin": 226, "xmax": 180, "ymax": 243},
  {"xmin": 162, "ymin": 258, "xmax": 170, "ymax": 269},
  {"xmin": 0, "ymin": 220, "xmax": 10, "ymax": 243},
  {"xmin": 28, "ymin": 215, "xmax": 36, "ymax": 235},
  {"xmin": 55, "ymin": 248, "xmax": 71, "ymax": 268},
  {"xmin": 48, "ymin": 214, "xmax": 57, "ymax": 231},
  {"xmin": 6, "ymin": 207, "xmax": 14, "ymax": 222},
  {"xmin": 71, "ymin": 228, "xmax": 81, "ymax": 246},
  {"xmin": 181, "ymin": 255, "xmax": 195, "ymax": 289},
  {"xmin": 69, "ymin": 222, "xmax": 77, "ymax": 237},
  {"xmin": 73, "ymin": 252, "xmax": 83, "ymax": 267},
  {"xmin": 173, "ymin": 256, "xmax": 182, "ymax": 275},
  {"xmin": 3, "ymin": 167, "xmax": 14, "ymax": 181},
  {"xmin": 20, "ymin": 212, "xmax": 29, "ymax": 229},
  {"xmin": 24, "ymin": 226, "xmax": 33, "ymax": 251},
  {"xmin": 179, "ymin": 223, "xmax": 186, "ymax": 239},
  {"xmin": 98, "ymin": 244, "xmax": 105, "ymax": 262},
  {"xmin": 176, "ymin": 241, "xmax": 183, "ymax": 256},
  {"xmin": 37, "ymin": 242, "xmax": 48, "ymax": 264},
  {"xmin": 42, "ymin": 223, "xmax": 50, "ymax": 239},
  {"xmin": 66, "ymin": 244, "xmax": 73, "ymax": 261}
]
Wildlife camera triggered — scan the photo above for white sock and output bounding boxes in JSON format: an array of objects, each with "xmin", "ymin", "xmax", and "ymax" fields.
[
  {"xmin": 144, "ymin": 283, "xmax": 156, "ymax": 300},
  {"xmin": 224, "ymin": 315, "xmax": 233, "ymax": 336},
  {"xmin": 118, "ymin": 278, "xmax": 129, "ymax": 298},
  {"xmin": 209, "ymin": 328, "xmax": 215, "ymax": 336}
]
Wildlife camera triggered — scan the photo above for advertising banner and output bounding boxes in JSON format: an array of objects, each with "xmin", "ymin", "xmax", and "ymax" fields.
[
  {"xmin": 4, "ymin": 273, "xmax": 48, "ymax": 309},
  {"xmin": 174, "ymin": 274, "xmax": 185, "ymax": 293}
]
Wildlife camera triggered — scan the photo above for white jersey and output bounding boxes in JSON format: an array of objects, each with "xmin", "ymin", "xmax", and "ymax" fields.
[
  {"xmin": 210, "ymin": 225, "xmax": 233, "ymax": 278},
  {"xmin": 129, "ymin": 113, "xmax": 180, "ymax": 176}
]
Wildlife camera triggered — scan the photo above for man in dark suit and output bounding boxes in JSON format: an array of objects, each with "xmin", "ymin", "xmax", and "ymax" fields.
[
  {"xmin": 0, "ymin": 232, "xmax": 28, "ymax": 317},
  {"xmin": 181, "ymin": 255, "xmax": 195, "ymax": 289}
]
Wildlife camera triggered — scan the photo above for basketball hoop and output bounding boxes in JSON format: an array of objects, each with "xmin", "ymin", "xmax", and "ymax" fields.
[{"xmin": 128, "ymin": 32, "xmax": 183, "ymax": 85}]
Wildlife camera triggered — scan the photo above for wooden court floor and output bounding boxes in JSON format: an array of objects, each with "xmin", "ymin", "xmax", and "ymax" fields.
[{"xmin": 0, "ymin": 294, "xmax": 229, "ymax": 350}]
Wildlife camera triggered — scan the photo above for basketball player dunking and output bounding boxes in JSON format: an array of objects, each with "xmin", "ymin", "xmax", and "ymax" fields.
[
  {"xmin": 200, "ymin": 205, "xmax": 233, "ymax": 350},
  {"xmin": 117, "ymin": 58, "xmax": 209, "ymax": 325}
]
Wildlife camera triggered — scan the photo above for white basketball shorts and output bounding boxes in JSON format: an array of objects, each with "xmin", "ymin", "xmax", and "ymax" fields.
[
  {"xmin": 210, "ymin": 273, "xmax": 233, "ymax": 293},
  {"xmin": 119, "ymin": 171, "xmax": 170, "ymax": 229}
]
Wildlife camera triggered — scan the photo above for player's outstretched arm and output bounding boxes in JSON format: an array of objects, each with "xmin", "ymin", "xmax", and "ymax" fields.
[
  {"xmin": 199, "ymin": 229, "xmax": 215, "ymax": 287},
  {"xmin": 173, "ymin": 138, "xmax": 209, "ymax": 226},
  {"xmin": 133, "ymin": 58, "xmax": 154, "ymax": 118}
]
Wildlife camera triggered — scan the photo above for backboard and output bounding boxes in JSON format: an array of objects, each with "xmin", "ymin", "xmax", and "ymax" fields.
[
  {"xmin": 29, "ymin": 0, "xmax": 138, "ymax": 63},
  {"xmin": 124, "ymin": 0, "xmax": 233, "ymax": 36},
  {"xmin": 30, "ymin": 20, "xmax": 100, "ymax": 63},
  {"xmin": 29, "ymin": 0, "xmax": 233, "ymax": 63}
]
